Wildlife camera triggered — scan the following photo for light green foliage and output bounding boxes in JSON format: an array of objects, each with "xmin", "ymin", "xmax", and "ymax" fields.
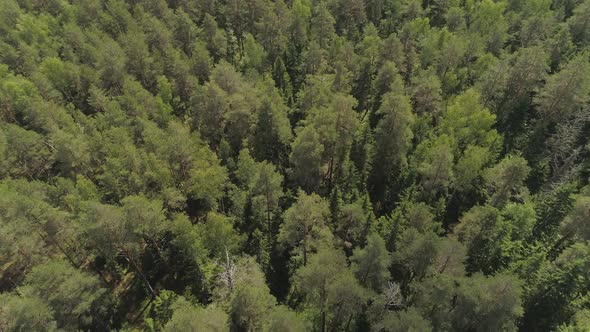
[
  {"xmin": 252, "ymin": 81, "xmax": 292, "ymax": 162},
  {"xmin": 333, "ymin": 199, "xmax": 367, "ymax": 247},
  {"xmin": 0, "ymin": 293, "xmax": 57, "ymax": 332},
  {"xmin": 289, "ymin": 126, "xmax": 325, "ymax": 193},
  {"xmin": 1, "ymin": 0, "xmax": 590, "ymax": 331},
  {"xmin": 393, "ymin": 228, "xmax": 440, "ymax": 280},
  {"xmin": 295, "ymin": 245, "xmax": 366, "ymax": 331},
  {"xmin": 372, "ymin": 77, "xmax": 415, "ymax": 172},
  {"xmin": 561, "ymin": 195, "xmax": 590, "ymax": 241},
  {"xmin": 0, "ymin": 179, "xmax": 70, "ymax": 283},
  {"xmin": 440, "ymin": 89, "xmax": 500, "ymax": 153},
  {"xmin": 410, "ymin": 67, "xmax": 443, "ymax": 115},
  {"xmin": 351, "ymin": 232, "xmax": 390, "ymax": 292},
  {"xmin": 266, "ymin": 305, "xmax": 306, "ymax": 332},
  {"xmin": 456, "ymin": 201, "xmax": 536, "ymax": 274},
  {"xmin": 373, "ymin": 308, "xmax": 433, "ymax": 332},
  {"xmin": 198, "ymin": 212, "xmax": 244, "ymax": 259},
  {"xmin": 523, "ymin": 242, "xmax": 590, "ymax": 329},
  {"xmin": 326, "ymin": 272, "xmax": 368, "ymax": 330},
  {"xmin": 242, "ymin": 33, "xmax": 267, "ymax": 73},
  {"xmin": 163, "ymin": 297, "xmax": 229, "ymax": 332},
  {"xmin": 470, "ymin": 0, "xmax": 508, "ymax": 54},
  {"xmin": 311, "ymin": 3, "xmax": 336, "ymax": 49},
  {"xmin": 568, "ymin": 0, "xmax": 590, "ymax": 45},
  {"xmin": 0, "ymin": 124, "xmax": 55, "ymax": 179},
  {"xmin": 451, "ymin": 273, "xmax": 523, "ymax": 331},
  {"xmin": 484, "ymin": 155, "xmax": 530, "ymax": 207},
  {"xmin": 229, "ymin": 257, "xmax": 277, "ymax": 331},
  {"xmin": 534, "ymin": 54, "xmax": 590, "ymax": 122},
  {"xmin": 414, "ymin": 272, "xmax": 523, "ymax": 331},
  {"xmin": 279, "ymin": 190, "xmax": 331, "ymax": 265},
  {"xmin": 558, "ymin": 309, "xmax": 590, "ymax": 332},
  {"xmin": 23, "ymin": 260, "xmax": 105, "ymax": 330},
  {"xmin": 415, "ymin": 134, "xmax": 455, "ymax": 197},
  {"xmin": 454, "ymin": 145, "xmax": 492, "ymax": 192}
]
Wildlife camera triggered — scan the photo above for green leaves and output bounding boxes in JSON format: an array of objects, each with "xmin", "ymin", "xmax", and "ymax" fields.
[
  {"xmin": 22, "ymin": 260, "xmax": 105, "ymax": 330},
  {"xmin": 164, "ymin": 297, "xmax": 229, "ymax": 332},
  {"xmin": 2, "ymin": 0, "xmax": 590, "ymax": 331}
]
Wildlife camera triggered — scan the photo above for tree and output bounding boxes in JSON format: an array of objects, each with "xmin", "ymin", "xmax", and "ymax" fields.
[
  {"xmin": 266, "ymin": 305, "xmax": 306, "ymax": 332},
  {"xmin": 289, "ymin": 126, "xmax": 324, "ymax": 193},
  {"xmin": 534, "ymin": 54, "xmax": 590, "ymax": 123},
  {"xmin": 368, "ymin": 77, "xmax": 415, "ymax": 210},
  {"xmin": 410, "ymin": 67, "xmax": 442, "ymax": 116},
  {"xmin": 332, "ymin": 0, "xmax": 368, "ymax": 38},
  {"xmin": 255, "ymin": 2, "xmax": 289, "ymax": 62},
  {"xmin": 228, "ymin": 257, "xmax": 277, "ymax": 331},
  {"xmin": 163, "ymin": 297, "xmax": 229, "ymax": 332},
  {"xmin": 294, "ymin": 245, "xmax": 365, "ymax": 332},
  {"xmin": 453, "ymin": 145, "xmax": 493, "ymax": 194},
  {"xmin": 371, "ymin": 61, "xmax": 399, "ymax": 119},
  {"xmin": 568, "ymin": 0, "xmax": 590, "ymax": 45},
  {"xmin": 392, "ymin": 228, "xmax": 440, "ymax": 282},
  {"xmin": 22, "ymin": 260, "xmax": 105, "ymax": 330},
  {"xmin": 351, "ymin": 232, "xmax": 390, "ymax": 292},
  {"xmin": 522, "ymin": 242, "xmax": 590, "ymax": 330},
  {"xmin": 252, "ymin": 82, "xmax": 293, "ymax": 164},
  {"xmin": 484, "ymin": 155, "xmax": 530, "ymax": 207},
  {"xmin": 142, "ymin": 121, "xmax": 228, "ymax": 213},
  {"xmin": 0, "ymin": 293, "xmax": 57, "ymax": 332},
  {"xmin": 560, "ymin": 195, "xmax": 590, "ymax": 241},
  {"xmin": 250, "ymin": 161, "xmax": 284, "ymax": 237},
  {"xmin": 558, "ymin": 309, "xmax": 590, "ymax": 332},
  {"xmin": 326, "ymin": 272, "xmax": 368, "ymax": 330},
  {"xmin": 469, "ymin": 0, "xmax": 508, "ymax": 55},
  {"xmin": 480, "ymin": 46, "xmax": 549, "ymax": 129},
  {"xmin": 307, "ymin": 93, "xmax": 359, "ymax": 191},
  {"xmin": 197, "ymin": 212, "xmax": 244, "ymax": 260},
  {"xmin": 456, "ymin": 202, "xmax": 536, "ymax": 275},
  {"xmin": 1, "ymin": 124, "xmax": 55, "ymax": 179},
  {"xmin": 272, "ymin": 57, "xmax": 294, "ymax": 103},
  {"xmin": 311, "ymin": 4, "xmax": 336, "ymax": 49},
  {"xmin": 373, "ymin": 308, "xmax": 433, "ymax": 332},
  {"xmin": 414, "ymin": 134, "xmax": 455, "ymax": 200},
  {"xmin": 456, "ymin": 205, "xmax": 508, "ymax": 274},
  {"xmin": 440, "ymin": 89, "xmax": 501, "ymax": 153},
  {"xmin": 451, "ymin": 273, "xmax": 523, "ymax": 331},
  {"xmin": 278, "ymin": 190, "xmax": 330, "ymax": 266},
  {"xmin": 241, "ymin": 33, "xmax": 267, "ymax": 73}
]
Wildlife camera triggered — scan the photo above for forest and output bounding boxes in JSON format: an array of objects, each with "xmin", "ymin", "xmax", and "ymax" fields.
[{"xmin": 0, "ymin": 0, "xmax": 590, "ymax": 331}]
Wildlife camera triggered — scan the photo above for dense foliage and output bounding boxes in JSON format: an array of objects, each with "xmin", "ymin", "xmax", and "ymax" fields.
[{"xmin": 1, "ymin": 0, "xmax": 590, "ymax": 331}]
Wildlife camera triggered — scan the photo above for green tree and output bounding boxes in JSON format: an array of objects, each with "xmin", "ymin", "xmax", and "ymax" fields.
[
  {"xmin": 22, "ymin": 260, "xmax": 105, "ymax": 330},
  {"xmin": 351, "ymin": 232, "xmax": 390, "ymax": 292},
  {"xmin": 373, "ymin": 308, "xmax": 433, "ymax": 332},
  {"xmin": 368, "ymin": 77, "xmax": 415, "ymax": 210},
  {"xmin": 266, "ymin": 305, "xmax": 306, "ymax": 332},
  {"xmin": 272, "ymin": 56, "xmax": 294, "ymax": 103},
  {"xmin": 484, "ymin": 155, "xmax": 530, "ymax": 207},
  {"xmin": 561, "ymin": 195, "xmax": 590, "ymax": 241},
  {"xmin": 294, "ymin": 245, "xmax": 364, "ymax": 332},
  {"xmin": 250, "ymin": 161, "xmax": 284, "ymax": 237},
  {"xmin": 252, "ymin": 82, "xmax": 293, "ymax": 164},
  {"xmin": 534, "ymin": 54, "xmax": 590, "ymax": 123},
  {"xmin": 289, "ymin": 126, "xmax": 325, "ymax": 193},
  {"xmin": 0, "ymin": 293, "xmax": 57, "ymax": 332},
  {"xmin": 163, "ymin": 297, "xmax": 229, "ymax": 332},
  {"xmin": 228, "ymin": 257, "xmax": 277, "ymax": 331},
  {"xmin": 278, "ymin": 190, "xmax": 331, "ymax": 266}
]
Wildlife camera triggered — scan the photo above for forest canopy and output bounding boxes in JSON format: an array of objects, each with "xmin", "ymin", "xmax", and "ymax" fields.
[{"xmin": 1, "ymin": 0, "xmax": 590, "ymax": 331}]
